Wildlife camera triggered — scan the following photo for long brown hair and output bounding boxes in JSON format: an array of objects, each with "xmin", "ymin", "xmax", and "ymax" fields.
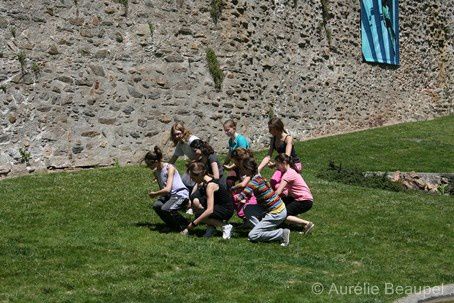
[
  {"xmin": 268, "ymin": 117, "xmax": 285, "ymax": 133},
  {"xmin": 170, "ymin": 122, "xmax": 191, "ymax": 145}
]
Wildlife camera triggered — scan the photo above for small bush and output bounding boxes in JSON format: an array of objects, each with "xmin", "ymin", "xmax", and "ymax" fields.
[
  {"xmin": 267, "ymin": 105, "xmax": 275, "ymax": 119},
  {"xmin": 16, "ymin": 51, "xmax": 26, "ymax": 75},
  {"xmin": 10, "ymin": 27, "xmax": 16, "ymax": 38},
  {"xmin": 32, "ymin": 62, "xmax": 41, "ymax": 76},
  {"xmin": 320, "ymin": 0, "xmax": 333, "ymax": 48},
  {"xmin": 148, "ymin": 23, "xmax": 154, "ymax": 37},
  {"xmin": 439, "ymin": 175, "xmax": 454, "ymax": 195},
  {"xmin": 206, "ymin": 48, "xmax": 224, "ymax": 91},
  {"xmin": 19, "ymin": 148, "xmax": 31, "ymax": 166},
  {"xmin": 118, "ymin": 0, "xmax": 128, "ymax": 17},
  {"xmin": 115, "ymin": 32, "xmax": 123, "ymax": 43},
  {"xmin": 317, "ymin": 161, "xmax": 405, "ymax": 192},
  {"xmin": 210, "ymin": 0, "xmax": 222, "ymax": 24},
  {"xmin": 321, "ymin": 0, "xmax": 331, "ymax": 21},
  {"xmin": 0, "ymin": 85, "xmax": 6, "ymax": 93}
]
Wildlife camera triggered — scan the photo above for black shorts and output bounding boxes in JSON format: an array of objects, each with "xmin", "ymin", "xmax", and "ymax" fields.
[
  {"xmin": 195, "ymin": 205, "xmax": 234, "ymax": 221},
  {"xmin": 191, "ymin": 190, "xmax": 234, "ymax": 222},
  {"xmin": 283, "ymin": 197, "xmax": 313, "ymax": 216}
]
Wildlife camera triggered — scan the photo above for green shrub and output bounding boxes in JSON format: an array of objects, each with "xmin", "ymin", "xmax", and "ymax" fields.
[
  {"xmin": 206, "ymin": 48, "xmax": 224, "ymax": 91},
  {"xmin": 115, "ymin": 32, "xmax": 124, "ymax": 43},
  {"xmin": 439, "ymin": 175, "xmax": 454, "ymax": 195},
  {"xmin": 321, "ymin": 0, "xmax": 331, "ymax": 21},
  {"xmin": 16, "ymin": 51, "xmax": 26, "ymax": 75},
  {"xmin": 19, "ymin": 148, "xmax": 31, "ymax": 166},
  {"xmin": 210, "ymin": 0, "xmax": 222, "ymax": 24},
  {"xmin": 320, "ymin": 0, "xmax": 333, "ymax": 48},
  {"xmin": 0, "ymin": 85, "xmax": 6, "ymax": 93},
  {"xmin": 10, "ymin": 27, "xmax": 16, "ymax": 38},
  {"xmin": 267, "ymin": 105, "xmax": 275, "ymax": 119},
  {"xmin": 118, "ymin": 0, "xmax": 128, "ymax": 17},
  {"xmin": 148, "ymin": 23, "xmax": 154, "ymax": 37},
  {"xmin": 317, "ymin": 161, "xmax": 405, "ymax": 192},
  {"xmin": 32, "ymin": 62, "xmax": 40, "ymax": 76}
]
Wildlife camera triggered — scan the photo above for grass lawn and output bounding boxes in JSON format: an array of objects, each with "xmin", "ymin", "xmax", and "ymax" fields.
[{"xmin": 0, "ymin": 116, "xmax": 453, "ymax": 303}]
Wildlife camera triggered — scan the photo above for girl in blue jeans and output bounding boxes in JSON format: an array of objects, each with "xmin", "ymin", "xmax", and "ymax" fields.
[{"xmin": 237, "ymin": 157, "xmax": 290, "ymax": 246}]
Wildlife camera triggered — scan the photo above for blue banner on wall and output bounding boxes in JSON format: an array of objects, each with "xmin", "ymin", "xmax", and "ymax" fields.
[{"xmin": 361, "ymin": 0, "xmax": 400, "ymax": 65}]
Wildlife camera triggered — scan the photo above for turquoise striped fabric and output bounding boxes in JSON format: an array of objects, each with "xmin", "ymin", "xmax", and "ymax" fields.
[{"xmin": 361, "ymin": 0, "xmax": 400, "ymax": 65}]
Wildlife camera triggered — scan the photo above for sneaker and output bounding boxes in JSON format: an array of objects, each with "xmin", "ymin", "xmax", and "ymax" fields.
[
  {"xmin": 281, "ymin": 228, "xmax": 290, "ymax": 247},
  {"xmin": 303, "ymin": 222, "xmax": 315, "ymax": 235},
  {"xmin": 180, "ymin": 229, "xmax": 189, "ymax": 236},
  {"xmin": 186, "ymin": 208, "xmax": 194, "ymax": 215},
  {"xmin": 203, "ymin": 226, "xmax": 217, "ymax": 238},
  {"xmin": 222, "ymin": 224, "xmax": 233, "ymax": 239}
]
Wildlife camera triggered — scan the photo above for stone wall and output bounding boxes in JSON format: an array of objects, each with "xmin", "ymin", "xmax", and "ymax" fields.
[{"xmin": 0, "ymin": 0, "xmax": 453, "ymax": 177}]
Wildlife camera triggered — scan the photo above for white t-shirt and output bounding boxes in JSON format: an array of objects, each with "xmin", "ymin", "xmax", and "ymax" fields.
[{"xmin": 173, "ymin": 135, "xmax": 199, "ymax": 160}]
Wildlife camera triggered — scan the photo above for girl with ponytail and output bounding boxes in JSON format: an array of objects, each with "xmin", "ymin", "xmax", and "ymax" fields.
[{"xmin": 145, "ymin": 146, "xmax": 190, "ymax": 232}]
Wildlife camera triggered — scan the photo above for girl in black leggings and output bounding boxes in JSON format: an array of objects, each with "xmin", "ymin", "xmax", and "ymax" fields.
[{"xmin": 181, "ymin": 161, "xmax": 234, "ymax": 239}]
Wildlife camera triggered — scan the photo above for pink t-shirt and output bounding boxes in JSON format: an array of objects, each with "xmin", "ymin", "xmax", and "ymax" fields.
[{"xmin": 282, "ymin": 168, "xmax": 313, "ymax": 201}]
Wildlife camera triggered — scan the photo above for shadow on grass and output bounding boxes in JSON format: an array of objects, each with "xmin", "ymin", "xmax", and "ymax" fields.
[
  {"xmin": 133, "ymin": 221, "xmax": 256, "ymax": 238},
  {"xmin": 133, "ymin": 221, "xmax": 174, "ymax": 233}
]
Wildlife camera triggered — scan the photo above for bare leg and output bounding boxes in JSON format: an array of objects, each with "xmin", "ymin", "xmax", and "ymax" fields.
[
  {"xmin": 191, "ymin": 198, "xmax": 204, "ymax": 211},
  {"xmin": 285, "ymin": 215, "xmax": 311, "ymax": 227}
]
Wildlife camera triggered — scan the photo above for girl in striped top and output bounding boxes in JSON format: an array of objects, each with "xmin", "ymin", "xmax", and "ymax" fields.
[{"xmin": 237, "ymin": 157, "xmax": 290, "ymax": 246}]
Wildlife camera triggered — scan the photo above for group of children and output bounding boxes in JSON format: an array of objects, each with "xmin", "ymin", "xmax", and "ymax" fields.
[{"xmin": 144, "ymin": 118, "xmax": 314, "ymax": 247}]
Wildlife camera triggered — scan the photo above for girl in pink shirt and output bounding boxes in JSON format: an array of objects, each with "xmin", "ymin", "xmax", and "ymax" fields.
[
  {"xmin": 227, "ymin": 148, "xmax": 257, "ymax": 220},
  {"xmin": 273, "ymin": 154, "xmax": 315, "ymax": 234}
]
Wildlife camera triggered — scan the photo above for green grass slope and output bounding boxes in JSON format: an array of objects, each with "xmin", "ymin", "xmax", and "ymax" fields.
[{"xmin": 0, "ymin": 116, "xmax": 453, "ymax": 303}]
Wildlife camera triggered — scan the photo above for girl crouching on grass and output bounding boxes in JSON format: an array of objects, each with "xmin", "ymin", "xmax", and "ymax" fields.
[
  {"xmin": 273, "ymin": 154, "xmax": 314, "ymax": 234},
  {"xmin": 181, "ymin": 161, "xmax": 234, "ymax": 239},
  {"xmin": 237, "ymin": 157, "xmax": 291, "ymax": 246},
  {"xmin": 145, "ymin": 146, "xmax": 189, "ymax": 232},
  {"xmin": 227, "ymin": 148, "xmax": 257, "ymax": 222}
]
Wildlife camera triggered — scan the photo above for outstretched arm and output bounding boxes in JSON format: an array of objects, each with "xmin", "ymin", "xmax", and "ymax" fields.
[
  {"xmin": 211, "ymin": 162, "xmax": 220, "ymax": 179},
  {"xmin": 258, "ymin": 144, "xmax": 274, "ymax": 173},
  {"xmin": 186, "ymin": 183, "xmax": 218, "ymax": 230},
  {"xmin": 231, "ymin": 175, "xmax": 251, "ymax": 191},
  {"xmin": 148, "ymin": 165, "xmax": 175, "ymax": 197}
]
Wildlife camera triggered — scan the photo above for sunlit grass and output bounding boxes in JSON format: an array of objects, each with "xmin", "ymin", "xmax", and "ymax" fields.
[{"xmin": 0, "ymin": 116, "xmax": 453, "ymax": 302}]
